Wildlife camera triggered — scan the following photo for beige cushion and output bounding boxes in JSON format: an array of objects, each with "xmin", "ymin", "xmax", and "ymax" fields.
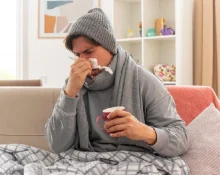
[
  {"xmin": 181, "ymin": 104, "xmax": 220, "ymax": 174},
  {"xmin": 0, "ymin": 87, "xmax": 61, "ymax": 151}
]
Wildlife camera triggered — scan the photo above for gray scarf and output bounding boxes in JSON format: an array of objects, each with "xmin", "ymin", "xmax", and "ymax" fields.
[{"xmin": 74, "ymin": 46, "xmax": 144, "ymax": 151}]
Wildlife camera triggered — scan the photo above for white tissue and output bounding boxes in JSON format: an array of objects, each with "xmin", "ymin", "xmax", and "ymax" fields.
[{"xmin": 89, "ymin": 58, "xmax": 113, "ymax": 74}]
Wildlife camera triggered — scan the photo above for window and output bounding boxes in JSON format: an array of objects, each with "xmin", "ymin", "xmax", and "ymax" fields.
[{"xmin": 0, "ymin": 2, "xmax": 17, "ymax": 79}]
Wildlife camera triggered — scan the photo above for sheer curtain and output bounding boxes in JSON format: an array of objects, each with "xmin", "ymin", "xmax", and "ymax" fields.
[{"xmin": 0, "ymin": 2, "xmax": 17, "ymax": 79}]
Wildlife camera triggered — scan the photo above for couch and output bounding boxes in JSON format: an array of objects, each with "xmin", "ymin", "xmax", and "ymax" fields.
[
  {"xmin": 0, "ymin": 86, "xmax": 219, "ymax": 174},
  {"xmin": 0, "ymin": 85, "xmax": 219, "ymax": 151}
]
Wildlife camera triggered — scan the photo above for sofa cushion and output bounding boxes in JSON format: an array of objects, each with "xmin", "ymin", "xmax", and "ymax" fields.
[
  {"xmin": 0, "ymin": 87, "xmax": 61, "ymax": 151},
  {"xmin": 181, "ymin": 104, "xmax": 220, "ymax": 174},
  {"xmin": 167, "ymin": 86, "xmax": 220, "ymax": 125}
]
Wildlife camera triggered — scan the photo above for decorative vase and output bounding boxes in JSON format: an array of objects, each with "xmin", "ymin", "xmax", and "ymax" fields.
[{"xmin": 146, "ymin": 28, "xmax": 156, "ymax": 37}]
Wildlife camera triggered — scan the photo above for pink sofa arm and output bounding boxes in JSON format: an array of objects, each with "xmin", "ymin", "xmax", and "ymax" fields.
[{"xmin": 167, "ymin": 86, "xmax": 220, "ymax": 125}]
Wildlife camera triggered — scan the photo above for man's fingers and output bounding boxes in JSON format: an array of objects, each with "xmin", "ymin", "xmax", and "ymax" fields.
[
  {"xmin": 104, "ymin": 117, "xmax": 127, "ymax": 130},
  {"xmin": 71, "ymin": 60, "xmax": 92, "ymax": 69},
  {"xmin": 110, "ymin": 131, "xmax": 127, "ymax": 138},
  {"xmin": 105, "ymin": 124, "xmax": 126, "ymax": 133},
  {"xmin": 78, "ymin": 61, "xmax": 92, "ymax": 70},
  {"xmin": 72, "ymin": 63, "xmax": 92, "ymax": 74},
  {"xmin": 107, "ymin": 110, "xmax": 130, "ymax": 120},
  {"xmin": 81, "ymin": 68, "xmax": 92, "ymax": 78}
]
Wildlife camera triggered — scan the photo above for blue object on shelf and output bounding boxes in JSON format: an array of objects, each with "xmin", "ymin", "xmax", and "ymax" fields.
[{"xmin": 146, "ymin": 28, "xmax": 156, "ymax": 37}]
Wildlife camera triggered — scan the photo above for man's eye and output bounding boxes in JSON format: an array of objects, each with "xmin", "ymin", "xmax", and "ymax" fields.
[
  {"xmin": 85, "ymin": 51, "xmax": 92, "ymax": 54},
  {"xmin": 74, "ymin": 53, "xmax": 80, "ymax": 57}
]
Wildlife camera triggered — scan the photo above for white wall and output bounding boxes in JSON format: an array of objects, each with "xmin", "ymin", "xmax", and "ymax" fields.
[{"xmin": 24, "ymin": 0, "xmax": 113, "ymax": 87}]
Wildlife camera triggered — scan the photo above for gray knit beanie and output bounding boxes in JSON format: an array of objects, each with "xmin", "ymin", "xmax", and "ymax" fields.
[{"xmin": 69, "ymin": 8, "xmax": 117, "ymax": 55}]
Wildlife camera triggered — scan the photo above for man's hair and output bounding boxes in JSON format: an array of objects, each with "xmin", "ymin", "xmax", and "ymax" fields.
[{"xmin": 64, "ymin": 34, "xmax": 100, "ymax": 52}]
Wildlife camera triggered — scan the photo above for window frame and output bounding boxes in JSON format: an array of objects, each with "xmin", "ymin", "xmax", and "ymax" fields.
[{"xmin": 16, "ymin": 0, "xmax": 28, "ymax": 79}]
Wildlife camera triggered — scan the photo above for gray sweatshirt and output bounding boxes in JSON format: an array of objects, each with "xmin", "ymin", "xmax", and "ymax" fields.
[{"xmin": 45, "ymin": 66, "xmax": 189, "ymax": 156}]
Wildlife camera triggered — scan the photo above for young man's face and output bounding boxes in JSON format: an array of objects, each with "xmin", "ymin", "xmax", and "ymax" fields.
[{"xmin": 72, "ymin": 36, "xmax": 113, "ymax": 68}]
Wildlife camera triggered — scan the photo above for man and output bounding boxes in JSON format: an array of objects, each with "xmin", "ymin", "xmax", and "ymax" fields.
[{"xmin": 45, "ymin": 8, "xmax": 189, "ymax": 157}]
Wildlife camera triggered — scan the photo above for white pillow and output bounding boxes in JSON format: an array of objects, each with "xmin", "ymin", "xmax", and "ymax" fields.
[{"xmin": 181, "ymin": 104, "xmax": 220, "ymax": 174}]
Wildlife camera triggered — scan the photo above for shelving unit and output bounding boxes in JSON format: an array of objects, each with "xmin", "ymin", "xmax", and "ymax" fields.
[{"xmin": 112, "ymin": 0, "xmax": 193, "ymax": 85}]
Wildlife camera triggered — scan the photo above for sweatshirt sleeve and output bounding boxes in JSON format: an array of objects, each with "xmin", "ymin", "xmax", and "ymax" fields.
[
  {"xmin": 139, "ymin": 68, "xmax": 189, "ymax": 157},
  {"xmin": 45, "ymin": 84, "xmax": 79, "ymax": 154}
]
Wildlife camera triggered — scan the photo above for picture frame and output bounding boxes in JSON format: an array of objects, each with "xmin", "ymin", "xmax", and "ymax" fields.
[{"xmin": 38, "ymin": 0, "xmax": 101, "ymax": 39}]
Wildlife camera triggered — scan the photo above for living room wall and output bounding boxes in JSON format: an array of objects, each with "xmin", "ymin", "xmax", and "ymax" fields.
[{"xmin": 24, "ymin": 0, "xmax": 112, "ymax": 87}]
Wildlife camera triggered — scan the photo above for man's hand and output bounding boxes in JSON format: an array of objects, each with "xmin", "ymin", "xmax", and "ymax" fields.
[
  {"xmin": 104, "ymin": 110, "xmax": 157, "ymax": 145},
  {"xmin": 65, "ymin": 58, "xmax": 92, "ymax": 98}
]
